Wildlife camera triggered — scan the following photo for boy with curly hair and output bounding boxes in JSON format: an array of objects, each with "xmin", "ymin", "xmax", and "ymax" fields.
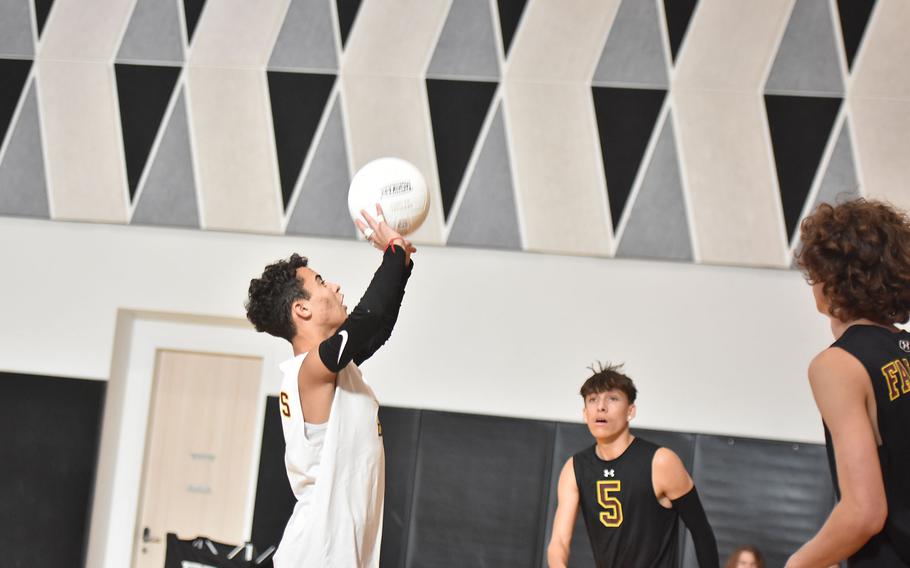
[
  {"xmin": 245, "ymin": 206, "xmax": 415, "ymax": 568},
  {"xmin": 788, "ymin": 199, "xmax": 910, "ymax": 568}
]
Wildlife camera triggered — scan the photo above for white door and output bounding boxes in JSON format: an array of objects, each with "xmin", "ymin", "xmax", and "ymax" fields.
[{"xmin": 133, "ymin": 349, "xmax": 263, "ymax": 568}]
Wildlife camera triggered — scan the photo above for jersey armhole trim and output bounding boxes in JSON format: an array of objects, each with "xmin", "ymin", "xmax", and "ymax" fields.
[{"xmin": 293, "ymin": 352, "xmax": 335, "ymax": 446}]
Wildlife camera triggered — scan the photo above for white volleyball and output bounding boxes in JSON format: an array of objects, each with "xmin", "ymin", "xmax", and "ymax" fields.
[{"xmin": 347, "ymin": 157, "xmax": 430, "ymax": 236}]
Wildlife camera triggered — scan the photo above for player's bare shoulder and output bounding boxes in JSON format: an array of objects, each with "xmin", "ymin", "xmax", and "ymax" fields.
[
  {"xmin": 652, "ymin": 446, "xmax": 693, "ymax": 504},
  {"xmin": 559, "ymin": 456, "xmax": 577, "ymax": 484},
  {"xmin": 809, "ymin": 346, "xmax": 865, "ymax": 383},
  {"xmin": 652, "ymin": 446, "xmax": 686, "ymax": 475}
]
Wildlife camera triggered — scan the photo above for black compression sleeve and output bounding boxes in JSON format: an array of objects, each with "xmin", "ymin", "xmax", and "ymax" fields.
[
  {"xmin": 352, "ymin": 256, "xmax": 413, "ymax": 365},
  {"xmin": 672, "ymin": 487, "xmax": 719, "ymax": 568},
  {"xmin": 356, "ymin": 245, "xmax": 411, "ymax": 315},
  {"xmin": 318, "ymin": 246, "xmax": 411, "ymax": 372}
]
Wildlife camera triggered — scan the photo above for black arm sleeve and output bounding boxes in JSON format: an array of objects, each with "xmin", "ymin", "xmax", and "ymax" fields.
[
  {"xmin": 352, "ymin": 255, "xmax": 413, "ymax": 365},
  {"xmin": 672, "ymin": 487, "xmax": 719, "ymax": 568},
  {"xmin": 317, "ymin": 246, "xmax": 412, "ymax": 372}
]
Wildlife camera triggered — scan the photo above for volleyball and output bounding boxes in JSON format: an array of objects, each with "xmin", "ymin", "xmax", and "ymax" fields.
[{"xmin": 347, "ymin": 157, "xmax": 429, "ymax": 236}]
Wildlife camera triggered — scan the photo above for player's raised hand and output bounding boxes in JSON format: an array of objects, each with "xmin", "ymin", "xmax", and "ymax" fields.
[{"xmin": 355, "ymin": 204, "xmax": 416, "ymax": 261}]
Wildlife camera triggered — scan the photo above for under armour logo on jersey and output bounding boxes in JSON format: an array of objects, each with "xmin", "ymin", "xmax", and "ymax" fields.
[
  {"xmin": 900, "ymin": 339, "xmax": 910, "ymax": 352},
  {"xmin": 603, "ymin": 469, "xmax": 615, "ymax": 478}
]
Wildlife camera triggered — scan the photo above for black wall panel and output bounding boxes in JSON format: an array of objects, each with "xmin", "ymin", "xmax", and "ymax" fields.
[
  {"xmin": 0, "ymin": 372, "xmax": 105, "ymax": 568},
  {"xmin": 681, "ymin": 435, "xmax": 834, "ymax": 568},
  {"xmin": 250, "ymin": 397, "xmax": 295, "ymax": 551},
  {"xmin": 406, "ymin": 410, "xmax": 555, "ymax": 567},
  {"xmin": 632, "ymin": 428, "xmax": 697, "ymax": 473},
  {"xmin": 377, "ymin": 406, "xmax": 421, "ymax": 568}
]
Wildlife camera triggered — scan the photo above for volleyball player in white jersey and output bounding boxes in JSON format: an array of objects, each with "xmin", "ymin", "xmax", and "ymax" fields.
[{"xmin": 245, "ymin": 206, "xmax": 415, "ymax": 567}]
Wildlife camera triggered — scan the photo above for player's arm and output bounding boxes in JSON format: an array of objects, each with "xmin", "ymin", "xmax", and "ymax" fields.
[
  {"xmin": 300, "ymin": 244, "xmax": 412, "ymax": 385},
  {"xmin": 785, "ymin": 348, "xmax": 887, "ymax": 568},
  {"xmin": 547, "ymin": 458, "xmax": 579, "ymax": 568},
  {"xmin": 348, "ymin": 204, "xmax": 416, "ymax": 364},
  {"xmin": 653, "ymin": 448, "xmax": 719, "ymax": 568},
  {"xmin": 351, "ymin": 250, "xmax": 413, "ymax": 365},
  {"xmin": 299, "ymin": 207, "xmax": 415, "ymax": 386}
]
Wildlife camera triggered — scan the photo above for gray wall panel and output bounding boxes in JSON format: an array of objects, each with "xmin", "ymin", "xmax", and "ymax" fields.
[
  {"xmin": 406, "ymin": 410, "xmax": 555, "ymax": 567},
  {"xmin": 682, "ymin": 435, "xmax": 833, "ymax": 568}
]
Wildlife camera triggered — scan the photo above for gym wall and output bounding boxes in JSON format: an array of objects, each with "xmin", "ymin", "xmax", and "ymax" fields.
[
  {"xmin": 0, "ymin": 0, "xmax": 907, "ymax": 265},
  {"xmin": 250, "ymin": 402, "xmax": 835, "ymax": 568},
  {"xmin": 0, "ymin": 372, "xmax": 105, "ymax": 568},
  {"xmin": 0, "ymin": 1, "xmax": 906, "ymax": 566},
  {"xmin": 0, "ymin": 217, "xmax": 830, "ymax": 443},
  {"xmin": 2, "ymin": 0, "xmax": 907, "ymax": 440},
  {"xmin": 1, "ymin": 374, "xmax": 831, "ymax": 568}
]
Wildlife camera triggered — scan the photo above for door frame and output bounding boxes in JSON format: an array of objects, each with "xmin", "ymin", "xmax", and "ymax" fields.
[{"xmin": 85, "ymin": 310, "xmax": 289, "ymax": 568}]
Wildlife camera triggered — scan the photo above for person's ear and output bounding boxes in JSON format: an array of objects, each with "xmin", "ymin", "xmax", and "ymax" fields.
[{"xmin": 292, "ymin": 300, "xmax": 311, "ymax": 322}]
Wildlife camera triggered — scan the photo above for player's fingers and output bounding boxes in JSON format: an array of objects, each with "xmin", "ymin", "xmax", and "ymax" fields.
[
  {"xmin": 357, "ymin": 221, "xmax": 378, "ymax": 244},
  {"xmin": 360, "ymin": 208, "xmax": 379, "ymax": 231}
]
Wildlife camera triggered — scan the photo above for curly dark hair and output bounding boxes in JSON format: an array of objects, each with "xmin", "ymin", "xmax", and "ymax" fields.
[
  {"xmin": 796, "ymin": 199, "xmax": 910, "ymax": 325},
  {"xmin": 245, "ymin": 253, "xmax": 311, "ymax": 341},
  {"xmin": 579, "ymin": 362, "xmax": 637, "ymax": 404}
]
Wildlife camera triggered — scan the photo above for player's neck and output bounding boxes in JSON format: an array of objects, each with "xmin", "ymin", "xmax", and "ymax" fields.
[
  {"xmin": 594, "ymin": 430, "xmax": 635, "ymax": 461},
  {"xmin": 291, "ymin": 323, "xmax": 337, "ymax": 356},
  {"xmin": 830, "ymin": 317, "xmax": 898, "ymax": 339},
  {"xmin": 291, "ymin": 332, "xmax": 322, "ymax": 357}
]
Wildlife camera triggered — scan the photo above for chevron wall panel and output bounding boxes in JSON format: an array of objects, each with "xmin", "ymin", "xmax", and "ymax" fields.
[{"xmin": 1, "ymin": 0, "xmax": 907, "ymax": 269}]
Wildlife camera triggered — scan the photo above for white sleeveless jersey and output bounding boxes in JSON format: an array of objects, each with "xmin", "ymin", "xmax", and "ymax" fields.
[{"xmin": 273, "ymin": 353, "xmax": 385, "ymax": 568}]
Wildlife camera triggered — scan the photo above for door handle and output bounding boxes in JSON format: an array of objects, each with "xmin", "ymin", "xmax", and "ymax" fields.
[{"xmin": 142, "ymin": 527, "xmax": 161, "ymax": 544}]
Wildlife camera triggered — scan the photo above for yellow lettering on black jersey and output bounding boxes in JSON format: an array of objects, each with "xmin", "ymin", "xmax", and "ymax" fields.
[
  {"xmin": 596, "ymin": 480, "xmax": 623, "ymax": 528},
  {"xmin": 881, "ymin": 359, "xmax": 910, "ymax": 401}
]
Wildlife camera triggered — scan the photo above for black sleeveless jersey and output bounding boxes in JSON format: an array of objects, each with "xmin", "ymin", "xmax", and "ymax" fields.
[
  {"xmin": 827, "ymin": 325, "xmax": 910, "ymax": 567},
  {"xmin": 573, "ymin": 437, "xmax": 678, "ymax": 568}
]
